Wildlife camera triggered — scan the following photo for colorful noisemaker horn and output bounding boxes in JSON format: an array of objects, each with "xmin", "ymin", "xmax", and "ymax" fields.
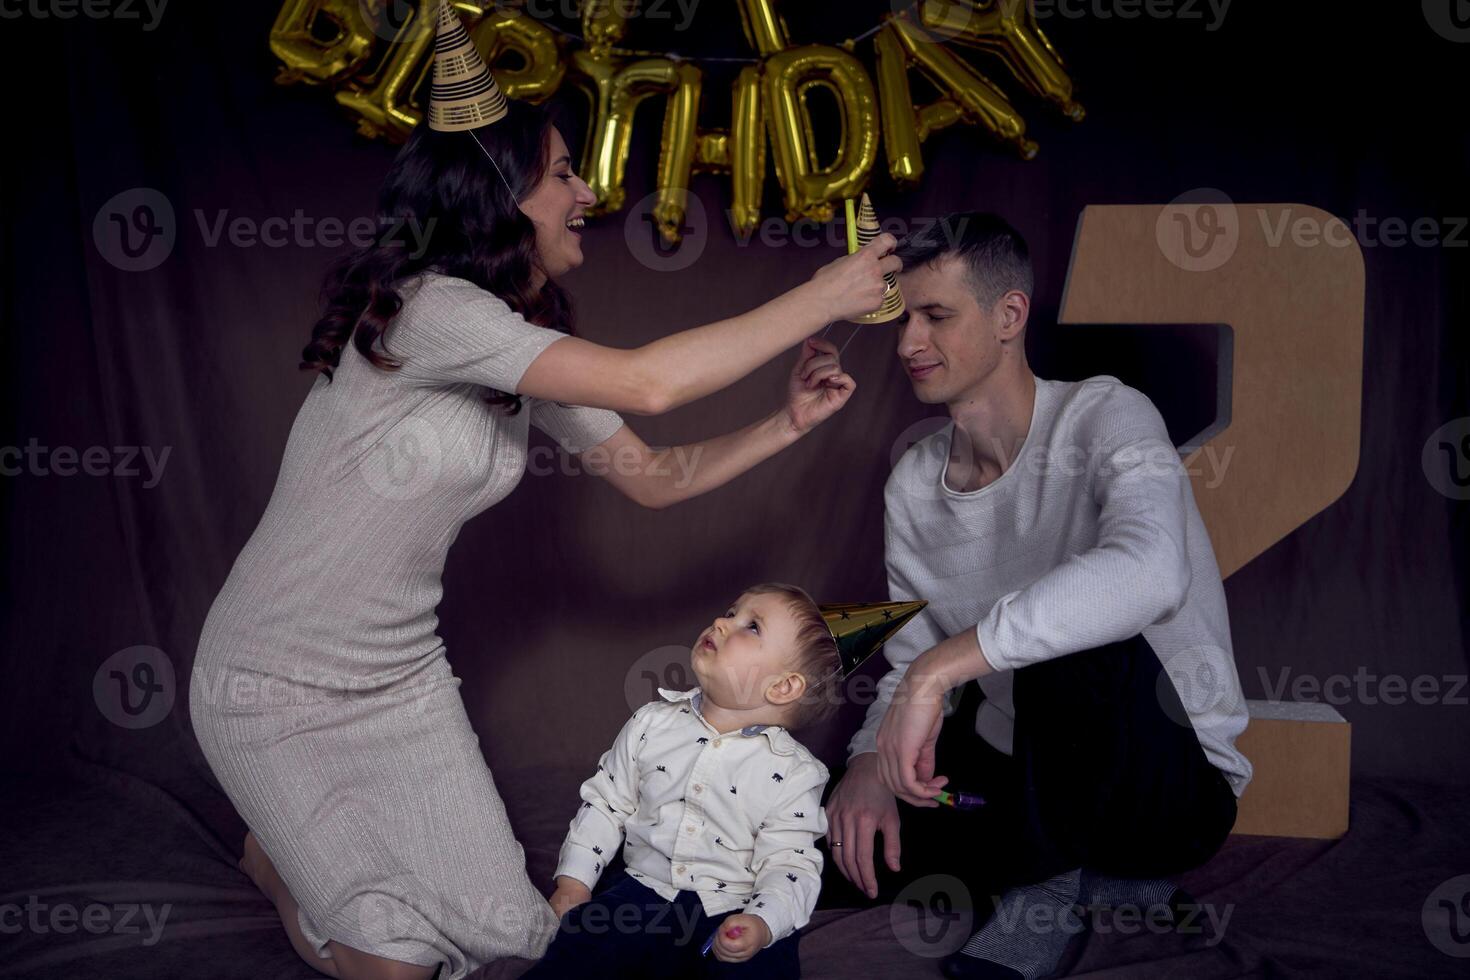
[
  {"xmin": 821, "ymin": 599, "xmax": 929, "ymax": 677},
  {"xmin": 427, "ymin": 0, "xmax": 508, "ymax": 132},
  {"xmin": 850, "ymin": 193, "xmax": 906, "ymax": 324}
]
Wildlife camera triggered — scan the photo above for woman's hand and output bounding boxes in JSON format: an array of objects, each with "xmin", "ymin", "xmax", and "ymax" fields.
[
  {"xmin": 875, "ymin": 655, "xmax": 950, "ymax": 807},
  {"xmin": 548, "ymin": 876, "xmax": 591, "ymax": 919},
  {"xmin": 711, "ymin": 914, "xmax": 771, "ymax": 963},
  {"xmin": 808, "ymin": 233, "xmax": 902, "ymax": 324},
  {"xmin": 783, "ymin": 337, "xmax": 856, "ymax": 435}
]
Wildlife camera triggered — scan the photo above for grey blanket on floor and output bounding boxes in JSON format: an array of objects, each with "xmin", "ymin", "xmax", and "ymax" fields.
[{"xmin": 2, "ymin": 761, "xmax": 1465, "ymax": 979}]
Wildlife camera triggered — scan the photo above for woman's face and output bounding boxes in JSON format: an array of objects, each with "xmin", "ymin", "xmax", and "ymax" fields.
[{"xmin": 519, "ymin": 127, "xmax": 597, "ymax": 281}]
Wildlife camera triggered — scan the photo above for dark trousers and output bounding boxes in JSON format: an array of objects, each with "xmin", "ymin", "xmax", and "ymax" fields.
[
  {"xmin": 818, "ymin": 634, "xmax": 1238, "ymax": 910},
  {"xmin": 524, "ymin": 872, "xmax": 802, "ymax": 980}
]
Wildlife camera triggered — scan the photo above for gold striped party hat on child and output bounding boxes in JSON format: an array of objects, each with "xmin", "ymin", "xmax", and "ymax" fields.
[
  {"xmin": 851, "ymin": 193, "xmax": 906, "ymax": 324},
  {"xmin": 427, "ymin": 1, "xmax": 508, "ymax": 132},
  {"xmin": 820, "ymin": 600, "xmax": 929, "ymax": 678}
]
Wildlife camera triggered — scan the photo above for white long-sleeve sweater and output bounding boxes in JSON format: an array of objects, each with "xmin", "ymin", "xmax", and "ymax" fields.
[{"xmin": 849, "ymin": 375, "xmax": 1253, "ymax": 797}]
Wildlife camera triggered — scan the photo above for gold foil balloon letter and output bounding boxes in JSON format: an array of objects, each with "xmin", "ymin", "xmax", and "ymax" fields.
[
  {"xmin": 762, "ymin": 45, "xmax": 880, "ymax": 223},
  {"xmin": 571, "ymin": 53, "xmax": 688, "ymax": 215},
  {"xmin": 270, "ymin": 0, "xmax": 374, "ymax": 84},
  {"xmin": 917, "ymin": 0, "xmax": 1083, "ymax": 121},
  {"xmin": 267, "ymin": 0, "xmax": 1084, "ymax": 226}
]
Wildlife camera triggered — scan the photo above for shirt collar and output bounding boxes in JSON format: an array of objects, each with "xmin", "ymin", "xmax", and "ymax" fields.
[{"xmin": 657, "ymin": 687, "xmax": 800, "ymax": 756}]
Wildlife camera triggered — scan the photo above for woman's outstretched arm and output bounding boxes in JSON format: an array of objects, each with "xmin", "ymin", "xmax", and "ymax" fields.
[
  {"xmin": 516, "ymin": 234, "xmax": 898, "ymax": 416},
  {"xmin": 585, "ymin": 336, "xmax": 855, "ymax": 510}
]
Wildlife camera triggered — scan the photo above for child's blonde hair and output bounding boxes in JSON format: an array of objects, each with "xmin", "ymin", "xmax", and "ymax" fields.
[{"xmin": 743, "ymin": 582, "xmax": 841, "ymax": 729}]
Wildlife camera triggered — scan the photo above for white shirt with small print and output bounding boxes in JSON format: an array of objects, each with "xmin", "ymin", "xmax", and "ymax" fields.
[{"xmin": 554, "ymin": 687, "xmax": 829, "ymax": 947}]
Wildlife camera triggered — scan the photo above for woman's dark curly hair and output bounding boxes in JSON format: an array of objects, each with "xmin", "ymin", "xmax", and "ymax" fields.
[{"xmin": 299, "ymin": 100, "xmax": 569, "ymax": 412}]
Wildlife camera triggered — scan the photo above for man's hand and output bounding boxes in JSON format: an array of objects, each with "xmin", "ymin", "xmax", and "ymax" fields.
[
  {"xmin": 548, "ymin": 876, "xmax": 591, "ymax": 919},
  {"xmin": 825, "ymin": 753, "xmax": 903, "ymax": 899},
  {"xmin": 711, "ymin": 913, "xmax": 771, "ymax": 963},
  {"xmin": 876, "ymin": 663, "xmax": 949, "ymax": 807},
  {"xmin": 783, "ymin": 336, "xmax": 856, "ymax": 436}
]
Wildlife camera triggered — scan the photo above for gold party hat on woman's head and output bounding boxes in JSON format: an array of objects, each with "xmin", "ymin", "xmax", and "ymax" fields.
[
  {"xmin": 428, "ymin": 1, "xmax": 508, "ymax": 132},
  {"xmin": 821, "ymin": 600, "xmax": 928, "ymax": 677},
  {"xmin": 851, "ymin": 193, "xmax": 906, "ymax": 324}
]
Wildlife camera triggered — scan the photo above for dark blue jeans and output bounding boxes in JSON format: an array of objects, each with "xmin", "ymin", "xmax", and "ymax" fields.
[{"xmin": 523, "ymin": 872, "xmax": 803, "ymax": 979}]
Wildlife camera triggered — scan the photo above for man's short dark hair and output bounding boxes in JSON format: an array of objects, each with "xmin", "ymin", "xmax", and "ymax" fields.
[{"xmin": 894, "ymin": 211, "xmax": 1033, "ymax": 309}]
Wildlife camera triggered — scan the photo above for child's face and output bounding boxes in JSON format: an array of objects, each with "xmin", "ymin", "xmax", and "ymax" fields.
[{"xmin": 690, "ymin": 592, "xmax": 803, "ymax": 712}]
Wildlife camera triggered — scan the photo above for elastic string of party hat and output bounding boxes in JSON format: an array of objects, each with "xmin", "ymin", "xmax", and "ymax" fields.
[
  {"xmin": 814, "ymin": 661, "xmax": 849, "ymax": 688},
  {"xmin": 467, "ymin": 130, "xmax": 519, "ymax": 206},
  {"xmin": 819, "ymin": 320, "xmax": 865, "ymax": 358}
]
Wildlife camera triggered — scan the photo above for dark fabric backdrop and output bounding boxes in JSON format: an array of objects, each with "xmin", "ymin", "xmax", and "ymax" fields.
[{"xmin": 2, "ymin": 2, "xmax": 1467, "ymax": 842}]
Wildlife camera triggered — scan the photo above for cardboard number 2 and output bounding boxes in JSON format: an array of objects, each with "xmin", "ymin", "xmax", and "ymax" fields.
[{"xmin": 1058, "ymin": 203, "xmax": 1365, "ymax": 578}]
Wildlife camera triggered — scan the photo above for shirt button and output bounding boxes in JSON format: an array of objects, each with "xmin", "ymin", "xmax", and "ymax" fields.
[
  {"xmin": 685, "ymin": 824, "xmax": 696, "ymax": 834},
  {"xmin": 693, "ymin": 784, "xmax": 704, "ymax": 793},
  {"xmin": 675, "ymin": 865, "xmax": 686, "ymax": 875},
  {"xmin": 712, "ymin": 739, "xmax": 723, "ymax": 748}
]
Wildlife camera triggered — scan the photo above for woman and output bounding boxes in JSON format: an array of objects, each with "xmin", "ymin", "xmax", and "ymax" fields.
[{"xmin": 188, "ymin": 67, "xmax": 898, "ymax": 980}]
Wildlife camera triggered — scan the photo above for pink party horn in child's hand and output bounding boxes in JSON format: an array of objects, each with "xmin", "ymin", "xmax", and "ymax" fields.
[{"xmin": 701, "ymin": 924, "xmax": 746, "ymax": 957}]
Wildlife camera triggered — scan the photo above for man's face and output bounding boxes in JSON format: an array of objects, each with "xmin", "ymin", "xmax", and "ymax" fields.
[{"xmin": 895, "ymin": 255, "xmax": 1015, "ymax": 406}]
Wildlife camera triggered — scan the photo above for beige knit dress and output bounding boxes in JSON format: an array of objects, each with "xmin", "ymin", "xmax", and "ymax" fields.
[{"xmin": 189, "ymin": 272, "xmax": 625, "ymax": 979}]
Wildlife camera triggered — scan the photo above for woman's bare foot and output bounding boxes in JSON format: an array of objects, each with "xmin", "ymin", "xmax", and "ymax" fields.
[
  {"xmin": 236, "ymin": 832, "xmax": 438, "ymax": 979},
  {"xmin": 239, "ymin": 831, "xmax": 343, "ymax": 978},
  {"xmin": 240, "ymin": 830, "xmax": 286, "ymax": 902}
]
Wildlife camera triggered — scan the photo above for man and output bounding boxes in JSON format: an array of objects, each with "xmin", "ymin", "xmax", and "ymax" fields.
[{"xmin": 822, "ymin": 213, "xmax": 1252, "ymax": 979}]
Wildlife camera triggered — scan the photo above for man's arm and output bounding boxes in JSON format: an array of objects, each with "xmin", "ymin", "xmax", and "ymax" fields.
[
  {"xmin": 876, "ymin": 387, "xmax": 1201, "ymax": 803},
  {"xmin": 846, "ymin": 513, "xmax": 949, "ymax": 762},
  {"xmin": 971, "ymin": 392, "xmax": 1193, "ymax": 677},
  {"xmin": 896, "ymin": 386, "xmax": 1196, "ymax": 694}
]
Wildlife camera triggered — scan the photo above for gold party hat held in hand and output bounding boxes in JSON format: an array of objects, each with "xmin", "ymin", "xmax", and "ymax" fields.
[
  {"xmin": 850, "ymin": 193, "xmax": 906, "ymax": 325},
  {"xmin": 821, "ymin": 600, "xmax": 928, "ymax": 677},
  {"xmin": 427, "ymin": 0, "xmax": 508, "ymax": 132}
]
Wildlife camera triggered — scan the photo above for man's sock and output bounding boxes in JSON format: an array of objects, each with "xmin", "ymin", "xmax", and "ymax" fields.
[
  {"xmin": 940, "ymin": 868, "xmax": 1083, "ymax": 980},
  {"xmin": 1078, "ymin": 871, "xmax": 1183, "ymax": 922}
]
